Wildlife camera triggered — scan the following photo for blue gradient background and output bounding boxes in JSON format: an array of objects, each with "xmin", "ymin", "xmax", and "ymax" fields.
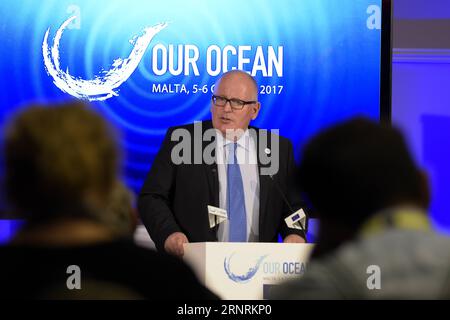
[{"xmin": 0, "ymin": 0, "xmax": 382, "ymax": 240}]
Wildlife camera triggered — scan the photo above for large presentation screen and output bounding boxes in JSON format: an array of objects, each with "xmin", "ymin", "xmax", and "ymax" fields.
[{"xmin": 0, "ymin": 0, "xmax": 389, "ymax": 193}]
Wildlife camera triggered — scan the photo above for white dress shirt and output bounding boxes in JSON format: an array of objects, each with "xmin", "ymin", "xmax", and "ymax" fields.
[{"xmin": 216, "ymin": 129, "xmax": 260, "ymax": 242}]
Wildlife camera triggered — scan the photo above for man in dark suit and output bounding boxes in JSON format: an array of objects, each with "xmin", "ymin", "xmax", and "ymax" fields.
[{"xmin": 139, "ymin": 70, "xmax": 306, "ymax": 257}]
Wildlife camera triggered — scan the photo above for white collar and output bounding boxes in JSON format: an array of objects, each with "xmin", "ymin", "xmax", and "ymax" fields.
[{"xmin": 215, "ymin": 129, "xmax": 251, "ymax": 151}]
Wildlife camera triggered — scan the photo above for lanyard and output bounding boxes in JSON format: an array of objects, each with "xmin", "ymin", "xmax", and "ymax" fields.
[{"xmin": 360, "ymin": 207, "xmax": 431, "ymax": 237}]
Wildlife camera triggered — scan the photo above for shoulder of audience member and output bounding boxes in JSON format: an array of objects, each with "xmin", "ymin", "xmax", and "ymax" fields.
[
  {"xmin": 269, "ymin": 257, "xmax": 344, "ymax": 300},
  {"xmin": 115, "ymin": 240, "xmax": 219, "ymax": 299},
  {"xmin": 285, "ymin": 230, "xmax": 450, "ymax": 300}
]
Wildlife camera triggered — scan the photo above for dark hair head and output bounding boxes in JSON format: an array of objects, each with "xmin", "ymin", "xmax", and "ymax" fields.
[
  {"xmin": 4, "ymin": 101, "xmax": 119, "ymax": 223},
  {"xmin": 298, "ymin": 117, "xmax": 429, "ymax": 228}
]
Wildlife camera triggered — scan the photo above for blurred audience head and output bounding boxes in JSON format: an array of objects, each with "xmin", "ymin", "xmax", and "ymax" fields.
[
  {"xmin": 103, "ymin": 180, "xmax": 138, "ymax": 238},
  {"xmin": 298, "ymin": 117, "xmax": 429, "ymax": 231},
  {"xmin": 4, "ymin": 101, "xmax": 119, "ymax": 226}
]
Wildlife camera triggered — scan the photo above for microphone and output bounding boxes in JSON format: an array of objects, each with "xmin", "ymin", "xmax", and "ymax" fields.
[{"xmin": 269, "ymin": 174, "xmax": 308, "ymax": 243}]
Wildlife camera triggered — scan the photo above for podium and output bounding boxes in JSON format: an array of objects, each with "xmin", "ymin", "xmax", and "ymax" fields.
[{"xmin": 183, "ymin": 242, "xmax": 314, "ymax": 299}]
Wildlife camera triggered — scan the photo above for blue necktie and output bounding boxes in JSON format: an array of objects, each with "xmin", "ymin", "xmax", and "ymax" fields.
[{"xmin": 227, "ymin": 143, "xmax": 247, "ymax": 242}]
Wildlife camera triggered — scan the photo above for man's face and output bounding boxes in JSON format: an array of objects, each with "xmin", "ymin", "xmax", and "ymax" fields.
[{"xmin": 211, "ymin": 72, "xmax": 260, "ymax": 137}]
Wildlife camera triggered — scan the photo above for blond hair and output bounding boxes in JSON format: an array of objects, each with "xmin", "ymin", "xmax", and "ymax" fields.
[{"xmin": 5, "ymin": 101, "xmax": 118, "ymax": 222}]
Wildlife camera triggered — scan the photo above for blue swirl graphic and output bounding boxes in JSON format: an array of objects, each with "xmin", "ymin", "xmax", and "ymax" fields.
[
  {"xmin": 43, "ymin": 16, "xmax": 169, "ymax": 101},
  {"xmin": 223, "ymin": 253, "xmax": 268, "ymax": 283}
]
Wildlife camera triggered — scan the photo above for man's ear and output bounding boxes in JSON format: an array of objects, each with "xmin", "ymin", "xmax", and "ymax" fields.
[{"xmin": 251, "ymin": 102, "xmax": 261, "ymax": 120}]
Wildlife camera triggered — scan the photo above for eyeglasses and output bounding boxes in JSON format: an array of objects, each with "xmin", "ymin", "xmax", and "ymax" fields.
[{"xmin": 211, "ymin": 95, "xmax": 257, "ymax": 111}]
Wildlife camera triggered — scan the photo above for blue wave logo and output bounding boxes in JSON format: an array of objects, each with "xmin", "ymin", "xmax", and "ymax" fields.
[
  {"xmin": 224, "ymin": 253, "xmax": 268, "ymax": 283},
  {"xmin": 42, "ymin": 16, "xmax": 168, "ymax": 101}
]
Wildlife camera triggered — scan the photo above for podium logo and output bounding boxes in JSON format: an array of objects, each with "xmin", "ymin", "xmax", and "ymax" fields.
[
  {"xmin": 42, "ymin": 16, "xmax": 168, "ymax": 101},
  {"xmin": 224, "ymin": 253, "xmax": 268, "ymax": 283}
]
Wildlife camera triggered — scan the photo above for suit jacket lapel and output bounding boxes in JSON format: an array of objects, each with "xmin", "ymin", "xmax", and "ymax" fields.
[
  {"xmin": 202, "ymin": 121, "xmax": 220, "ymax": 239},
  {"xmin": 251, "ymin": 128, "xmax": 270, "ymax": 241},
  {"xmin": 204, "ymin": 161, "xmax": 219, "ymax": 208},
  {"xmin": 202, "ymin": 121, "xmax": 219, "ymax": 207}
]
